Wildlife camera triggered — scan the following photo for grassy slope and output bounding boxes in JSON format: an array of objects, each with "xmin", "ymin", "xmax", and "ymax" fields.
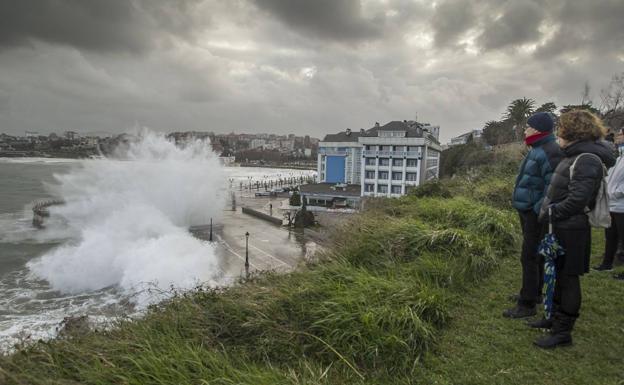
[
  {"xmin": 1, "ymin": 160, "xmax": 622, "ymax": 384},
  {"xmin": 418, "ymin": 229, "xmax": 624, "ymax": 385}
]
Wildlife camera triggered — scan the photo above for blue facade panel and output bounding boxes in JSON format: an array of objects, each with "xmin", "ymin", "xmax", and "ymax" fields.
[{"xmin": 326, "ymin": 156, "xmax": 346, "ymax": 183}]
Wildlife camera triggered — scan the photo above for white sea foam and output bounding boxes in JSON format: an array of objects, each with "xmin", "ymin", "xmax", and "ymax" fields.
[{"xmin": 27, "ymin": 130, "xmax": 226, "ymax": 306}]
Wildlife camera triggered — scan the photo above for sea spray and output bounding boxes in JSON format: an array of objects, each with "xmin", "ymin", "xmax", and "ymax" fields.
[{"xmin": 28, "ymin": 130, "xmax": 226, "ymax": 305}]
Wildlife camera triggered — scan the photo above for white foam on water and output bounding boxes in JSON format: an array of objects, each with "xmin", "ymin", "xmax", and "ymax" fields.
[{"xmin": 27, "ymin": 130, "xmax": 226, "ymax": 306}]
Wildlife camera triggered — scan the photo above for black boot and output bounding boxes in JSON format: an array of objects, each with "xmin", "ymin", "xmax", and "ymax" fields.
[
  {"xmin": 527, "ymin": 317, "xmax": 553, "ymax": 329},
  {"xmin": 534, "ymin": 312, "xmax": 575, "ymax": 349},
  {"xmin": 503, "ymin": 304, "xmax": 536, "ymax": 319}
]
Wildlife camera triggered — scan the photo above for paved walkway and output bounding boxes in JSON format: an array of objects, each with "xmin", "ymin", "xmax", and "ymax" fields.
[{"xmin": 191, "ymin": 195, "xmax": 318, "ymax": 282}]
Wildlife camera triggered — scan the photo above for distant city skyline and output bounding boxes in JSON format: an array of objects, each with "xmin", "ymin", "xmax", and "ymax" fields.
[{"xmin": 0, "ymin": 1, "xmax": 623, "ymax": 142}]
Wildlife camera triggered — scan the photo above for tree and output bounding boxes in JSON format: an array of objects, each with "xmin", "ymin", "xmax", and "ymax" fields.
[
  {"xmin": 535, "ymin": 102, "xmax": 557, "ymax": 114},
  {"xmin": 581, "ymin": 81, "xmax": 592, "ymax": 106},
  {"xmin": 482, "ymin": 120, "xmax": 515, "ymax": 146},
  {"xmin": 289, "ymin": 191, "xmax": 301, "ymax": 206},
  {"xmin": 504, "ymin": 98, "xmax": 536, "ymax": 140},
  {"xmin": 560, "ymin": 104, "xmax": 600, "ymax": 115},
  {"xmin": 600, "ymin": 72, "xmax": 624, "ymax": 131}
]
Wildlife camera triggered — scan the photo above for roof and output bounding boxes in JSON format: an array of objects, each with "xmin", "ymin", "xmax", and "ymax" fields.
[
  {"xmin": 322, "ymin": 121, "xmax": 440, "ymax": 144},
  {"xmin": 322, "ymin": 131, "xmax": 363, "ymax": 143},
  {"xmin": 363, "ymin": 121, "xmax": 424, "ymax": 138},
  {"xmin": 300, "ymin": 183, "xmax": 361, "ymax": 197}
]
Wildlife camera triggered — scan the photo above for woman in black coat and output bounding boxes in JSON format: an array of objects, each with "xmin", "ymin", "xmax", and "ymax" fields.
[{"xmin": 534, "ymin": 110, "xmax": 616, "ymax": 349}]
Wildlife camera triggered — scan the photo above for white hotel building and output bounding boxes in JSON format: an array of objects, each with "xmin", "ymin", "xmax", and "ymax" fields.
[{"xmin": 317, "ymin": 121, "xmax": 442, "ymax": 198}]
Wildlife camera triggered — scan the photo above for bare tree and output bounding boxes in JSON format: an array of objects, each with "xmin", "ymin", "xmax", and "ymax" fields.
[
  {"xmin": 600, "ymin": 73, "xmax": 624, "ymax": 131},
  {"xmin": 581, "ymin": 81, "xmax": 592, "ymax": 105}
]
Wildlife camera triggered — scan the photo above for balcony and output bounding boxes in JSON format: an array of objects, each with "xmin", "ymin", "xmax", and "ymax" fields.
[
  {"xmin": 319, "ymin": 148, "xmax": 348, "ymax": 156},
  {"xmin": 363, "ymin": 150, "xmax": 422, "ymax": 158}
]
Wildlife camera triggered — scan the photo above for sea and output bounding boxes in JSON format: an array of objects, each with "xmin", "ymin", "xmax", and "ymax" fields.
[{"xmin": 0, "ymin": 134, "xmax": 315, "ymax": 351}]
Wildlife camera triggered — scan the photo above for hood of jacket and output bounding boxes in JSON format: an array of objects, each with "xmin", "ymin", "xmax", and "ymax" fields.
[{"xmin": 563, "ymin": 140, "xmax": 617, "ymax": 168}]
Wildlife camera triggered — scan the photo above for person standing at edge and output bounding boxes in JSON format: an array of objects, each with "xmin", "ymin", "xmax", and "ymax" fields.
[
  {"xmin": 534, "ymin": 110, "xmax": 616, "ymax": 348},
  {"xmin": 504, "ymin": 112, "xmax": 564, "ymax": 319},
  {"xmin": 593, "ymin": 152, "xmax": 624, "ymax": 272}
]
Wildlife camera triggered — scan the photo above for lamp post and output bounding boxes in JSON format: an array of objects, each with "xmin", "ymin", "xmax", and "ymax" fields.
[
  {"xmin": 244, "ymin": 231, "xmax": 250, "ymax": 277},
  {"xmin": 209, "ymin": 217, "xmax": 213, "ymax": 242}
]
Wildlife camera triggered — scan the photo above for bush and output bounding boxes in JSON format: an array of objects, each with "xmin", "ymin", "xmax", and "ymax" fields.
[{"xmin": 410, "ymin": 181, "xmax": 453, "ymax": 198}]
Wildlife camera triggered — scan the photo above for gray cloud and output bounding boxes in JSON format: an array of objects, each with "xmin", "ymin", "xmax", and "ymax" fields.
[
  {"xmin": 250, "ymin": 0, "xmax": 383, "ymax": 42},
  {"xmin": 478, "ymin": 0, "xmax": 544, "ymax": 50},
  {"xmin": 0, "ymin": 0, "xmax": 623, "ymax": 143},
  {"xmin": 0, "ymin": 0, "xmax": 207, "ymax": 53},
  {"xmin": 431, "ymin": 0, "xmax": 476, "ymax": 48},
  {"xmin": 535, "ymin": 0, "xmax": 624, "ymax": 59}
]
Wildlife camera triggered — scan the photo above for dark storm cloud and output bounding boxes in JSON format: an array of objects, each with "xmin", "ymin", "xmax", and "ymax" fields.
[
  {"xmin": 478, "ymin": 0, "xmax": 544, "ymax": 50},
  {"xmin": 535, "ymin": 0, "xmax": 624, "ymax": 59},
  {"xmin": 0, "ymin": 0, "xmax": 205, "ymax": 53},
  {"xmin": 250, "ymin": 0, "xmax": 382, "ymax": 42},
  {"xmin": 431, "ymin": 0, "xmax": 476, "ymax": 47}
]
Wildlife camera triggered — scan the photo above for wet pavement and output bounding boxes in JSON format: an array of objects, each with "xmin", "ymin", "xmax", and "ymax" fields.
[{"xmin": 191, "ymin": 192, "xmax": 318, "ymax": 282}]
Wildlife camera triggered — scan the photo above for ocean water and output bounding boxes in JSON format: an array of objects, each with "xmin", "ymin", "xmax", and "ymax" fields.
[{"xmin": 0, "ymin": 134, "xmax": 315, "ymax": 351}]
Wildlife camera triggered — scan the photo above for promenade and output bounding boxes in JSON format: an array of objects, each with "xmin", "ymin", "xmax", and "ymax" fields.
[{"xmin": 191, "ymin": 192, "xmax": 319, "ymax": 282}]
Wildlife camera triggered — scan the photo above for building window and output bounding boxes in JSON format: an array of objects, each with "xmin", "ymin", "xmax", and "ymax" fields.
[
  {"xmin": 406, "ymin": 159, "xmax": 418, "ymax": 167},
  {"xmin": 365, "ymin": 157, "xmax": 376, "ymax": 165},
  {"xmin": 365, "ymin": 145, "xmax": 373, "ymax": 150},
  {"xmin": 391, "ymin": 185, "xmax": 402, "ymax": 194},
  {"xmin": 365, "ymin": 184, "xmax": 374, "ymax": 192},
  {"xmin": 378, "ymin": 171, "xmax": 389, "ymax": 180},
  {"xmin": 380, "ymin": 145, "xmax": 391, "ymax": 151},
  {"xmin": 392, "ymin": 172, "xmax": 402, "ymax": 180},
  {"xmin": 378, "ymin": 185, "xmax": 388, "ymax": 193},
  {"xmin": 379, "ymin": 158, "xmax": 390, "ymax": 166},
  {"xmin": 406, "ymin": 172, "xmax": 417, "ymax": 181},
  {"xmin": 394, "ymin": 145, "xmax": 405, "ymax": 151},
  {"xmin": 392, "ymin": 158, "xmax": 403, "ymax": 167},
  {"xmin": 321, "ymin": 172, "xmax": 325, "ymax": 180},
  {"xmin": 365, "ymin": 171, "xmax": 375, "ymax": 179},
  {"xmin": 407, "ymin": 146, "xmax": 420, "ymax": 151}
]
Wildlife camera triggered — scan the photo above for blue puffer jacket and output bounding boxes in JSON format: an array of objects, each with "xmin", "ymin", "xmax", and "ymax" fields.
[{"xmin": 512, "ymin": 134, "xmax": 564, "ymax": 214}]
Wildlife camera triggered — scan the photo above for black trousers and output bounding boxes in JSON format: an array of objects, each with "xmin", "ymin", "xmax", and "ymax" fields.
[
  {"xmin": 518, "ymin": 210, "xmax": 545, "ymax": 306},
  {"xmin": 602, "ymin": 212, "xmax": 624, "ymax": 267},
  {"xmin": 554, "ymin": 272, "xmax": 582, "ymax": 317}
]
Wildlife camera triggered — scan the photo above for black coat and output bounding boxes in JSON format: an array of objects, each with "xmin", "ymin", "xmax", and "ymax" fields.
[
  {"xmin": 540, "ymin": 140, "xmax": 616, "ymax": 275},
  {"xmin": 540, "ymin": 140, "xmax": 616, "ymax": 229}
]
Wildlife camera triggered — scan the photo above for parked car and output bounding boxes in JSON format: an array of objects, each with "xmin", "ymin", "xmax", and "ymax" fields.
[{"xmin": 255, "ymin": 191, "xmax": 272, "ymax": 197}]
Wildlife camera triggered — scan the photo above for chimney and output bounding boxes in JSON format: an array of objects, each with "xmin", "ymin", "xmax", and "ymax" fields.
[
  {"xmin": 375, "ymin": 122, "xmax": 380, "ymax": 128},
  {"xmin": 360, "ymin": 128, "xmax": 365, "ymax": 134},
  {"xmin": 345, "ymin": 128, "xmax": 351, "ymax": 136}
]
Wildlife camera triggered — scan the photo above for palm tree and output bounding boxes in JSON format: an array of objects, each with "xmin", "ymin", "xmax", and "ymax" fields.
[
  {"xmin": 504, "ymin": 98, "xmax": 536, "ymax": 140},
  {"xmin": 535, "ymin": 102, "xmax": 557, "ymax": 114}
]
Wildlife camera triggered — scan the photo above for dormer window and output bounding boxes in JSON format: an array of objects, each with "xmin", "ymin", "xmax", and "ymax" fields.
[{"xmin": 378, "ymin": 131, "xmax": 406, "ymax": 137}]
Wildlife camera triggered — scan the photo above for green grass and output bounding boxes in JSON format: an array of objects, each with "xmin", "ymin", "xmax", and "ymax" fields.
[
  {"xmin": 416, "ymin": 228, "xmax": 624, "ymax": 385},
  {"xmin": 1, "ymin": 163, "xmax": 623, "ymax": 384}
]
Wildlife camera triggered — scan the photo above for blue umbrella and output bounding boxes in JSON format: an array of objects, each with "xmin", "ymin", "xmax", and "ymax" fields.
[{"xmin": 537, "ymin": 207, "xmax": 565, "ymax": 320}]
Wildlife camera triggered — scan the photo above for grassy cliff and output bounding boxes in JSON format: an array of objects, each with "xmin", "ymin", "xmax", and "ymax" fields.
[{"xmin": 1, "ymin": 161, "xmax": 622, "ymax": 385}]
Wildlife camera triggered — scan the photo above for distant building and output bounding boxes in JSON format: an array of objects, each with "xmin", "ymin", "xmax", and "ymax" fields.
[
  {"xmin": 449, "ymin": 129, "xmax": 482, "ymax": 146},
  {"xmin": 250, "ymin": 139, "xmax": 266, "ymax": 149},
  {"xmin": 317, "ymin": 120, "xmax": 442, "ymax": 198},
  {"xmin": 64, "ymin": 131, "xmax": 78, "ymax": 141}
]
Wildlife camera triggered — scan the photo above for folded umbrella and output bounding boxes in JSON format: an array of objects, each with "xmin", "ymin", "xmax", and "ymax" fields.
[{"xmin": 537, "ymin": 207, "xmax": 565, "ymax": 320}]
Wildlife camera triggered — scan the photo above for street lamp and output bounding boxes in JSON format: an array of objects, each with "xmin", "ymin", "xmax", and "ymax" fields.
[
  {"xmin": 244, "ymin": 231, "xmax": 250, "ymax": 277},
  {"xmin": 209, "ymin": 217, "xmax": 213, "ymax": 242}
]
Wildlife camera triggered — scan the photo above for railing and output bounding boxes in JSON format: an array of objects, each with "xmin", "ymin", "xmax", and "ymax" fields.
[
  {"xmin": 319, "ymin": 149, "xmax": 348, "ymax": 156},
  {"xmin": 362, "ymin": 150, "xmax": 422, "ymax": 158}
]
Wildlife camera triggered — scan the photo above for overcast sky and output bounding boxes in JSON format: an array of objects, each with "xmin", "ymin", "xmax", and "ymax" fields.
[{"xmin": 0, "ymin": 0, "xmax": 623, "ymax": 142}]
